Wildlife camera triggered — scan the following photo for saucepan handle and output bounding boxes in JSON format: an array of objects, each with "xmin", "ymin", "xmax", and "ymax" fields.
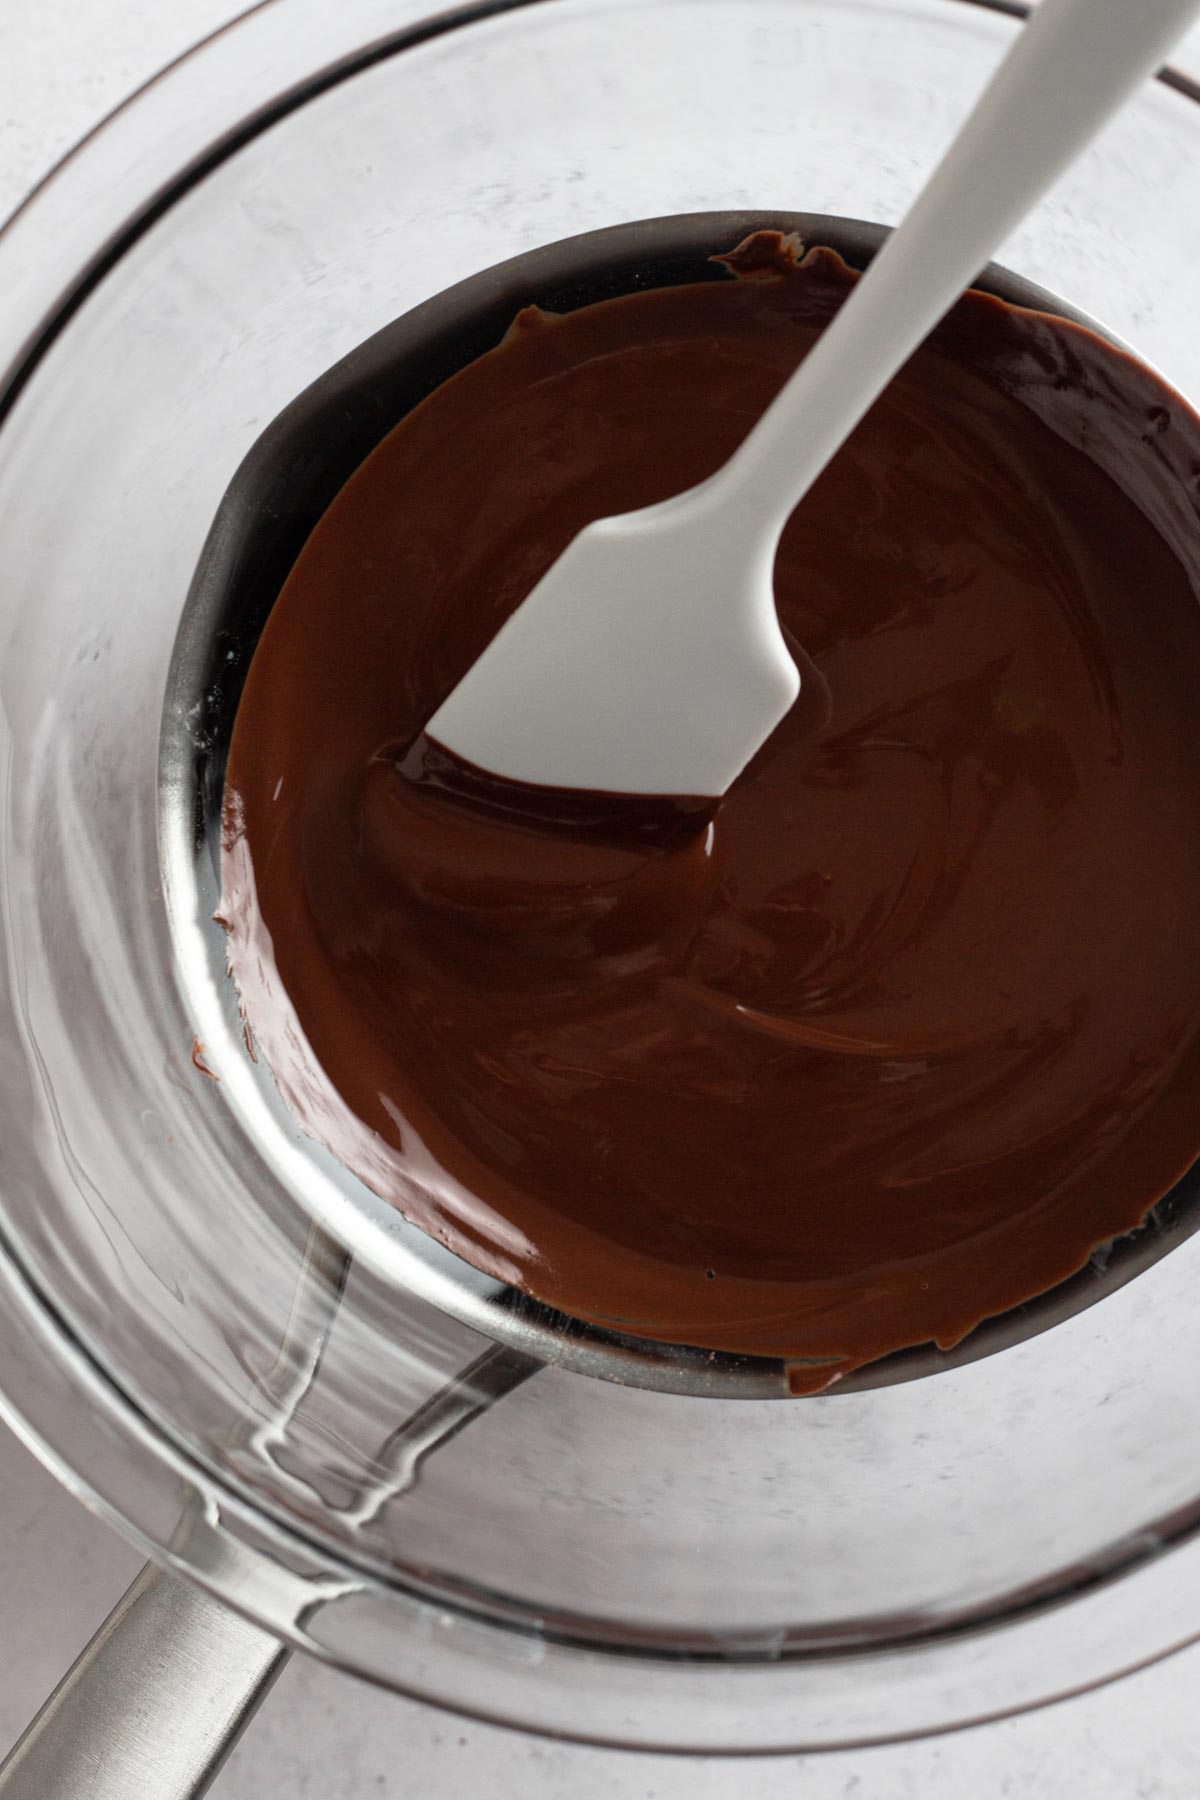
[{"xmin": 0, "ymin": 1559, "xmax": 288, "ymax": 1800}]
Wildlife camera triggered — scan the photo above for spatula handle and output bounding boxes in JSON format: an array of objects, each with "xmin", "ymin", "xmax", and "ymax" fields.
[{"xmin": 717, "ymin": 0, "xmax": 1200, "ymax": 543}]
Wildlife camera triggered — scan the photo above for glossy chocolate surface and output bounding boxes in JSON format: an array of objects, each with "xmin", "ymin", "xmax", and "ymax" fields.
[{"xmin": 222, "ymin": 237, "xmax": 1200, "ymax": 1387}]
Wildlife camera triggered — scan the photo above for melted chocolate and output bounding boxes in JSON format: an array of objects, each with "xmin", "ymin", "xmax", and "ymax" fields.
[{"xmin": 222, "ymin": 237, "xmax": 1200, "ymax": 1389}]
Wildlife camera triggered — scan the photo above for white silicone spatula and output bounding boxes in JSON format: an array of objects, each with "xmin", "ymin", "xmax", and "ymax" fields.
[{"xmin": 427, "ymin": 0, "xmax": 1200, "ymax": 798}]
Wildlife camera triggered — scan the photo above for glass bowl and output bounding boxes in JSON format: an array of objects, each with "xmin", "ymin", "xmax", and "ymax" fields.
[{"xmin": 3, "ymin": 0, "xmax": 1200, "ymax": 1754}]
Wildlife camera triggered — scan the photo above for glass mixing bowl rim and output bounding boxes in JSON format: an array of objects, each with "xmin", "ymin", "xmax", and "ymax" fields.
[
  {"xmin": 4, "ymin": 0, "xmax": 1200, "ymax": 1740},
  {"xmin": 6, "ymin": 1206, "xmax": 1200, "ymax": 1754},
  {"xmin": 5, "ymin": 0, "xmax": 1200, "ymax": 421},
  {"xmin": 4, "ymin": 1171, "xmax": 1200, "ymax": 1669}
]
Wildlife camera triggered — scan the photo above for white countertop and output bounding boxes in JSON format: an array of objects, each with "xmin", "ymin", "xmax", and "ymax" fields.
[{"xmin": 4, "ymin": 4, "xmax": 1200, "ymax": 1793}]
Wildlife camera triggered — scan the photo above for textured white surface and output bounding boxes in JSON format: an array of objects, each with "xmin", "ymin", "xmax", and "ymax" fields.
[{"xmin": 4, "ymin": 3, "xmax": 1200, "ymax": 1794}]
